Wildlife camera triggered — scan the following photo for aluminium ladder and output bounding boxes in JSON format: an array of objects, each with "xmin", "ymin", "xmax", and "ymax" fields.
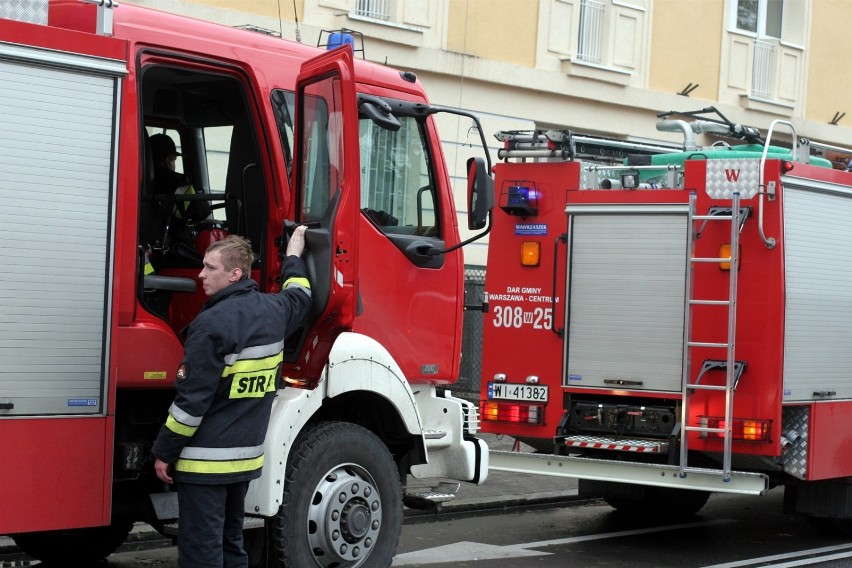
[{"xmin": 679, "ymin": 192, "xmax": 743, "ymax": 481}]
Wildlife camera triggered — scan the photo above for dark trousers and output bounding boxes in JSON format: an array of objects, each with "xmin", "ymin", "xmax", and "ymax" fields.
[{"xmin": 177, "ymin": 480, "xmax": 251, "ymax": 568}]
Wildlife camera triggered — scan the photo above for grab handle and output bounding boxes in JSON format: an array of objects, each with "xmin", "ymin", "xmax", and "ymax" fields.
[{"xmin": 757, "ymin": 120, "xmax": 797, "ymax": 249}]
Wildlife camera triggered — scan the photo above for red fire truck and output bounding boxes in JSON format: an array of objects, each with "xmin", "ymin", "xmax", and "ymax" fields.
[
  {"xmin": 0, "ymin": 1, "xmax": 492, "ymax": 565},
  {"xmin": 480, "ymin": 107, "xmax": 852, "ymax": 526}
]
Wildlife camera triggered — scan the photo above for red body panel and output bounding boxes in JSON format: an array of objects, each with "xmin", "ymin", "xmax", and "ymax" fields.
[
  {"xmin": 682, "ymin": 161, "xmax": 784, "ymax": 456},
  {"xmin": 0, "ymin": 418, "xmax": 112, "ymax": 533},
  {"xmin": 480, "ymin": 162, "xmax": 576, "ymax": 437},
  {"xmin": 809, "ymin": 402, "xmax": 852, "ymax": 480},
  {"xmin": 355, "ymin": 222, "xmax": 464, "ymax": 383},
  {"xmin": 1, "ymin": 7, "xmax": 126, "ymax": 61}
]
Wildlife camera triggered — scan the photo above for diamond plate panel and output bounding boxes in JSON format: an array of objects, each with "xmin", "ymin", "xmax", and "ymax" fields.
[
  {"xmin": 704, "ymin": 159, "xmax": 761, "ymax": 199},
  {"xmin": 0, "ymin": 0, "xmax": 48, "ymax": 25},
  {"xmin": 580, "ymin": 164, "xmax": 622, "ymax": 189},
  {"xmin": 580, "ymin": 165, "xmax": 591, "ymax": 189},
  {"xmin": 781, "ymin": 406, "xmax": 809, "ymax": 480}
]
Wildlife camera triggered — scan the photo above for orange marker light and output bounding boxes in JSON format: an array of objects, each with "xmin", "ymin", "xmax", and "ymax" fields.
[
  {"xmin": 720, "ymin": 244, "xmax": 732, "ymax": 270},
  {"xmin": 719, "ymin": 244, "xmax": 740, "ymax": 271},
  {"xmin": 521, "ymin": 241, "xmax": 540, "ymax": 266}
]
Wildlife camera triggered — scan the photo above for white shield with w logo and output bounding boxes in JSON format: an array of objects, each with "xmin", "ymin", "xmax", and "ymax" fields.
[{"xmin": 705, "ymin": 159, "xmax": 762, "ymax": 199}]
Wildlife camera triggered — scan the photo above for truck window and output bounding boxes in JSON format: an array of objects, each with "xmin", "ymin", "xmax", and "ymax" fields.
[
  {"xmin": 139, "ymin": 65, "xmax": 267, "ymax": 267},
  {"xmin": 296, "ymin": 91, "xmax": 335, "ymax": 223},
  {"xmin": 200, "ymin": 125, "xmax": 233, "ymax": 225},
  {"xmin": 360, "ymin": 116, "xmax": 438, "ymax": 237},
  {"xmin": 271, "ymin": 90, "xmax": 295, "ymax": 175}
]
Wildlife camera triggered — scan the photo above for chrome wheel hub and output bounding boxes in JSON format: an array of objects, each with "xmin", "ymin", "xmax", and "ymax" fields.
[{"xmin": 307, "ymin": 464, "xmax": 382, "ymax": 567}]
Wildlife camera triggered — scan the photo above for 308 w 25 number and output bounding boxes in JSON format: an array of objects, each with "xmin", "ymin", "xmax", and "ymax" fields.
[{"xmin": 492, "ymin": 306, "xmax": 552, "ymax": 330}]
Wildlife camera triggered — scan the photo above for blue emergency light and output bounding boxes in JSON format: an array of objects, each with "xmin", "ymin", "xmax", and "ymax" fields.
[
  {"xmin": 500, "ymin": 185, "xmax": 539, "ymax": 216},
  {"xmin": 327, "ymin": 32, "xmax": 355, "ymax": 51},
  {"xmin": 318, "ymin": 28, "xmax": 365, "ymax": 58}
]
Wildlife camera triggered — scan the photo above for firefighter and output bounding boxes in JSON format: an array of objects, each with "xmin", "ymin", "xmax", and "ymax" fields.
[
  {"xmin": 152, "ymin": 228, "xmax": 311, "ymax": 568},
  {"xmin": 149, "ymin": 133, "xmax": 213, "ymax": 253}
]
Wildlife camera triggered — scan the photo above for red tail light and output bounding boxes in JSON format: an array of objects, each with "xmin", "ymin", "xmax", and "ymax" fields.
[
  {"xmin": 698, "ymin": 416, "xmax": 772, "ymax": 442},
  {"xmin": 481, "ymin": 401, "xmax": 544, "ymax": 424}
]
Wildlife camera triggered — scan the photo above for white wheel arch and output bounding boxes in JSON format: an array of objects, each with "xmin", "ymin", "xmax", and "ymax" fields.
[{"xmin": 246, "ymin": 332, "xmax": 422, "ymax": 516}]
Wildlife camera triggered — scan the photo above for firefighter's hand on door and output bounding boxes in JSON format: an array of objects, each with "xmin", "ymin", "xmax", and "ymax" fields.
[
  {"xmin": 154, "ymin": 457, "xmax": 173, "ymax": 484},
  {"xmin": 286, "ymin": 225, "xmax": 307, "ymax": 257}
]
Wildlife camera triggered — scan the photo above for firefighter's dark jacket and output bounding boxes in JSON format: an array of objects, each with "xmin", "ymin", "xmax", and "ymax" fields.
[{"xmin": 152, "ymin": 255, "xmax": 311, "ymax": 484}]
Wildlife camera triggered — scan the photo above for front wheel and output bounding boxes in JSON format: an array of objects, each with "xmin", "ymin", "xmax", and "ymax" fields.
[{"xmin": 268, "ymin": 421, "xmax": 403, "ymax": 568}]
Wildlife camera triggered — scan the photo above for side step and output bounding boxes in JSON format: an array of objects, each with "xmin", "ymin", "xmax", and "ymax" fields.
[
  {"xmin": 403, "ymin": 481, "xmax": 460, "ymax": 511},
  {"xmin": 490, "ymin": 450, "xmax": 768, "ymax": 495}
]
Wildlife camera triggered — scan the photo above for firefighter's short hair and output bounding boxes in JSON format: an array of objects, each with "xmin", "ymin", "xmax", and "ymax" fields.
[{"xmin": 207, "ymin": 235, "xmax": 252, "ymax": 278}]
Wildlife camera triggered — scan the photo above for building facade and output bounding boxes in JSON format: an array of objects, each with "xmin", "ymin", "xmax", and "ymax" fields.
[{"xmin": 126, "ymin": 0, "xmax": 852, "ymax": 266}]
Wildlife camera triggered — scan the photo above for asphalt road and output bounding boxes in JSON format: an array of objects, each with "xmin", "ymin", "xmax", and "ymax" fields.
[
  {"xmin": 9, "ymin": 487, "xmax": 852, "ymax": 567},
  {"xmin": 393, "ymin": 488, "xmax": 852, "ymax": 568}
]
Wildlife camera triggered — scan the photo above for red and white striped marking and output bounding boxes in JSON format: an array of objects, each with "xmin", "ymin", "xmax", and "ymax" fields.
[{"xmin": 561, "ymin": 437, "xmax": 668, "ymax": 453}]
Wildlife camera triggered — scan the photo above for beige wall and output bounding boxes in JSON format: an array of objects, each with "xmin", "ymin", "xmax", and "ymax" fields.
[
  {"xmin": 805, "ymin": 0, "xmax": 852, "ymax": 125},
  {"xmin": 648, "ymin": 0, "xmax": 723, "ymax": 101},
  {"xmin": 447, "ymin": 0, "xmax": 538, "ymax": 66},
  {"xmin": 179, "ymin": 0, "xmax": 300, "ymax": 20}
]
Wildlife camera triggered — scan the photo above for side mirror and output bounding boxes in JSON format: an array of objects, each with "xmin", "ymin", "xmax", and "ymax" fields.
[{"xmin": 467, "ymin": 157, "xmax": 493, "ymax": 230}]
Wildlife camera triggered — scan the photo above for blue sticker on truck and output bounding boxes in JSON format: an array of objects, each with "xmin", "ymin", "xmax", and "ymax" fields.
[
  {"xmin": 515, "ymin": 223, "xmax": 547, "ymax": 236},
  {"xmin": 67, "ymin": 398, "xmax": 98, "ymax": 407}
]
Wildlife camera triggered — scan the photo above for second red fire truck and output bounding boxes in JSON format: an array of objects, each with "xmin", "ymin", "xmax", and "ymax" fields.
[{"xmin": 480, "ymin": 106, "xmax": 852, "ymax": 527}]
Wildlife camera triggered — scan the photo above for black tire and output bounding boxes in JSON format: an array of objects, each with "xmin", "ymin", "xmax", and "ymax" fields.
[
  {"xmin": 13, "ymin": 521, "xmax": 133, "ymax": 563},
  {"xmin": 604, "ymin": 486, "xmax": 710, "ymax": 518},
  {"xmin": 268, "ymin": 421, "xmax": 403, "ymax": 568}
]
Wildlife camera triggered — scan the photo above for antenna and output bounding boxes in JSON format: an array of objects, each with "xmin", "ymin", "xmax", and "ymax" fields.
[{"xmin": 292, "ymin": 0, "xmax": 301, "ymax": 42}]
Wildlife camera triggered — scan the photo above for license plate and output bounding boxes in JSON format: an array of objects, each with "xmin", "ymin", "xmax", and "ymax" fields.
[{"xmin": 488, "ymin": 382, "xmax": 549, "ymax": 402}]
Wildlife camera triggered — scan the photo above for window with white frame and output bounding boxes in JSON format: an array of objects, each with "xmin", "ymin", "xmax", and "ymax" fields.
[
  {"xmin": 346, "ymin": 0, "xmax": 431, "ymax": 32},
  {"xmin": 728, "ymin": 0, "xmax": 802, "ymax": 104},
  {"xmin": 355, "ymin": 0, "xmax": 391, "ymax": 21},
  {"xmin": 734, "ymin": 0, "xmax": 783, "ymax": 38},
  {"xmin": 557, "ymin": 0, "xmax": 648, "ymax": 84},
  {"xmin": 577, "ymin": 0, "xmax": 605, "ymax": 64}
]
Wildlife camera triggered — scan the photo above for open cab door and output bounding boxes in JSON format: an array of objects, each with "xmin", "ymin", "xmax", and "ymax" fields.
[{"xmin": 286, "ymin": 47, "xmax": 361, "ymax": 384}]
